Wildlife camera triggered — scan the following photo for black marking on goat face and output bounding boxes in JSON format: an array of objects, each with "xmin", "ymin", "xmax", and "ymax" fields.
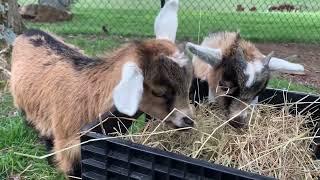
[{"xmin": 24, "ymin": 29, "xmax": 104, "ymax": 70}]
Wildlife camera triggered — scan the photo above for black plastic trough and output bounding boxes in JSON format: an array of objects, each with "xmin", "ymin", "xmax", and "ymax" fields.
[{"xmin": 80, "ymin": 79, "xmax": 320, "ymax": 180}]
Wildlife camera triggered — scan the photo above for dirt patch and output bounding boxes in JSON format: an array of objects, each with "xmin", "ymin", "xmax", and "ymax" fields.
[{"xmin": 256, "ymin": 42, "xmax": 320, "ymax": 89}]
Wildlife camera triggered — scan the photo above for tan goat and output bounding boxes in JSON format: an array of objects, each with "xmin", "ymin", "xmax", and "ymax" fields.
[
  {"xmin": 186, "ymin": 32, "xmax": 304, "ymax": 127},
  {"xmin": 10, "ymin": 0, "xmax": 194, "ymax": 177}
]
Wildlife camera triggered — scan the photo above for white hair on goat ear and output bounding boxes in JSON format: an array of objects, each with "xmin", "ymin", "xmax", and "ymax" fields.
[
  {"xmin": 168, "ymin": 51, "xmax": 190, "ymax": 67},
  {"xmin": 113, "ymin": 62, "xmax": 144, "ymax": 116},
  {"xmin": 268, "ymin": 57, "xmax": 305, "ymax": 74},
  {"xmin": 154, "ymin": 0, "xmax": 179, "ymax": 42},
  {"xmin": 185, "ymin": 42, "xmax": 222, "ymax": 67}
]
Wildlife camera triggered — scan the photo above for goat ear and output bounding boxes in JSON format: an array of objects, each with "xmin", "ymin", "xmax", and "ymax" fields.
[
  {"xmin": 268, "ymin": 57, "xmax": 305, "ymax": 74},
  {"xmin": 113, "ymin": 62, "xmax": 144, "ymax": 116},
  {"xmin": 185, "ymin": 42, "xmax": 222, "ymax": 67},
  {"xmin": 154, "ymin": 0, "xmax": 179, "ymax": 42}
]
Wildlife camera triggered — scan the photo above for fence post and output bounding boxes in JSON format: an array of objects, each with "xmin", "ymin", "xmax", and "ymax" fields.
[{"xmin": 160, "ymin": 0, "xmax": 165, "ymax": 8}]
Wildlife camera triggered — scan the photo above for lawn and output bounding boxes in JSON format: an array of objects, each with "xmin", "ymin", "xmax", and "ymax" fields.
[
  {"xmin": 18, "ymin": 0, "xmax": 320, "ymax": 43},
  {"xmin": 0, "ymin": 92, "xmax": 66, "ymax": 179}
]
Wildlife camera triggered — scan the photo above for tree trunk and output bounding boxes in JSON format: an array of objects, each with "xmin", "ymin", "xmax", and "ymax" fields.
[
  {"xmin": 0, "ymin": 0, "xmax": 21, "ymax": 80},
  {"xmin": 7, "ymin": 0, "xmax": 25, "ymax": 34}
]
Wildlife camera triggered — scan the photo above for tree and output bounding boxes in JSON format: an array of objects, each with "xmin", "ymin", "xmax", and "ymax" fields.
[
  {"xmin": 7, "ymin": 0, "xmax": 25, "ymax": 34},
  {"xmin": 0, "ymin": 0, "xmax": 25, "ymax": 80},
  {"xmin": 1, "ymin": 0, "xmax": 25, "ymax": 35}
]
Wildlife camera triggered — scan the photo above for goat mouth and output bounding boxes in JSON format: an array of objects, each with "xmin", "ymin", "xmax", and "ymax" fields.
[{"xmin": 165, "ymin": 120, "xmax": 194, "ymax": 130}]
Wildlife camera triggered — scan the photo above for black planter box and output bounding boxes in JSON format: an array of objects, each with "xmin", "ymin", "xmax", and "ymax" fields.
[{"xmin": 80, "ymin": 79, "xmax": 320, "ymax": 180}]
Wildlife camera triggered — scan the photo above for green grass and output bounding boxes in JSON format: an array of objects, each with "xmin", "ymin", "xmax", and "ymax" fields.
[
  {"xmin": 129, "ymin": 114, "xmax": 147, "ymax": 134},
  {"xmin": 0, "ymin": 35, "xmax": 318, "ymax": 179},
  {"xmin": 268, "ymin": 77, "xmax": 319, "ymax": 94},
  {"xmin": 0, "ymin": 93, "xmax": 65, "ymax": 179},
  {"xmin": 65, "ymin": 35, "xmax": 123, "ymax": 55},
  {"xmin": 20, "ymin": 0, "xmax": 320, "ymax": 12},
  {"xmin": 0, "ymin": 81, "xmax": 5, "ymax": 90},
  {"xmin": 18, "ymin": 0, "xmax": 320, "ymax": 43}
]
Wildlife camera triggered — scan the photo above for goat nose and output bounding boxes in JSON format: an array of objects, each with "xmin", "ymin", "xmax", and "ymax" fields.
[{"xmin": 182, "ymin": 117, "xmax": 194, "ymax": 127}]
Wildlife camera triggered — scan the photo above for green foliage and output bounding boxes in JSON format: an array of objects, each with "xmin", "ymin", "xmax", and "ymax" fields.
[
  {"xmin": 0, "ymin": 92, "xmax": 65, "ymax": 179},
  {"xmin": 17, "ymin": 0, "xmax": 320, "ymax": 43},
  {"xmin": 129, "ymin": 113, "xmax": 147, "ymax": 134},
  {"xmin": 64, "ymin": 35, "xmax": 122, "ymax": 55},
  {"xmin": 268, "ymin": 77, "xmax": 319, "ymax": 94}
]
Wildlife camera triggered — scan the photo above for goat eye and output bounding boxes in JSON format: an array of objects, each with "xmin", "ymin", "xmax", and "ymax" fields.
[{"xmin": 152, "ymin": 90, "xmax": 166, "ymax": 97}]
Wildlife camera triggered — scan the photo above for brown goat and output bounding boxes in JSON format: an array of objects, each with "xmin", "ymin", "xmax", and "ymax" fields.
[
  {"xmin": 10, "ymin": 0, "xmax": 194, "ymax": 177},
  {"xmin": 186, "ymin": 32, "xmax": 304, "ymax": 128}
]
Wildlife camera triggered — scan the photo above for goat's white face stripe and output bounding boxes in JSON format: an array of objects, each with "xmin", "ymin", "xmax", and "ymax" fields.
[{"xmin": 244, "ymin": 60, "xmax": 264, "ymax": 87}]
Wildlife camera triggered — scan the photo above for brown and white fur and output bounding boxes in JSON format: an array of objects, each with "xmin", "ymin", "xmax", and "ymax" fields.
[
  {"xmin": 10, "ymin": 0, "xmax": 194, "ymax": 177},
  {"xmin": 186, "ymin": 32, "xmax": 304, "ymax": 128}
]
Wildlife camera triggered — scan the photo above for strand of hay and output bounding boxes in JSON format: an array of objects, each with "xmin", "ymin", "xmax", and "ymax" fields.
[{"xmin": 125, "ymin": 102, "xmax": 320, "ymax": 180}]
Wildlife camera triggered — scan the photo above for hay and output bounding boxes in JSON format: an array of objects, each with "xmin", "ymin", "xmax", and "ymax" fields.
[{"xmin": 124, "ymin": 102, "xmax": 320, "ymax": 180}]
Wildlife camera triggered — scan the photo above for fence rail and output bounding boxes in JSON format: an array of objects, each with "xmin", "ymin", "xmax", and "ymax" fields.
[{"xmin": 19, "ymin": 0, "xmax": 320, "ymax": 43}]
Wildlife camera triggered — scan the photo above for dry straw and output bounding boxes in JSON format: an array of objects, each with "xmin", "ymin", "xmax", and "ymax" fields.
[{"xmin": 123, "ymin": 100, "xmax": 320, "ymax": 180}]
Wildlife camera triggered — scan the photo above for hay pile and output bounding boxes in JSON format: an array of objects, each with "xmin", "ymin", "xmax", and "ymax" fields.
[{"xmin": 124, "ymin": 102, "xmax": 320, "ymax": 179}]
